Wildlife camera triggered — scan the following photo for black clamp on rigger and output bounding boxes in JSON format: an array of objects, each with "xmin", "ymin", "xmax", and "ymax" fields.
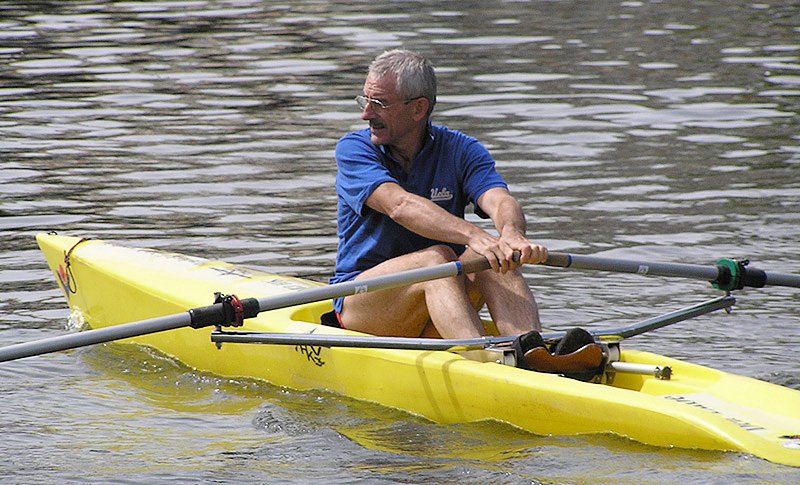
[
  {"xmin": 215, "ymin": 292, "xmax": 245, "ymax": 327},
  {"xmin": 188, "ymin": 292, "xmax": 260, "ymax": 329}
]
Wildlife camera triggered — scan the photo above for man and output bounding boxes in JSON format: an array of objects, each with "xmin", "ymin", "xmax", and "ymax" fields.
[{"xmin": 329, "ymin": 49, "xmax": 548, "ymax": 344}]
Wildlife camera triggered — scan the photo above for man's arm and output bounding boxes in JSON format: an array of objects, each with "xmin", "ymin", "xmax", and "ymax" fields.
[
  {"xmin": 476, "ymin": 187, "xmax": 548, "ymax": 268},
  {"xmin": 365, "ymin": 182, "xmax": 528, "ymax": 271}
]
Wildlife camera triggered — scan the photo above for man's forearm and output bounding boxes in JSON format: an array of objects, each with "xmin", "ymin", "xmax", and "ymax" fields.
[
  {"xmin": 492, "ymin": 196, "xmax": 528, "ymax": 238},
  {"xmin": 388, "ymin": 192, "xmax": 482, "ymax": 244}
]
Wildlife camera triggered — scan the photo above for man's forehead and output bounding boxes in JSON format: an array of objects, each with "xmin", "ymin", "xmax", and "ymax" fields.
[{"xmin": 364, "ymin": 72, "xmax": 398, "ymax": 95}]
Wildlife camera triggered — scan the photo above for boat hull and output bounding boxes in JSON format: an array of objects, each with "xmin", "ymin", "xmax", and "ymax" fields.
[{"xmin": 36, "ymin": 233, "xmax": 800, "ymax": 467}]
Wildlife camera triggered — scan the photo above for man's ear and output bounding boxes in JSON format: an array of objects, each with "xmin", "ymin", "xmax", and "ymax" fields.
[{"xmin": 412, "ymin": 98, "xmax": 430, "ymax": 122}]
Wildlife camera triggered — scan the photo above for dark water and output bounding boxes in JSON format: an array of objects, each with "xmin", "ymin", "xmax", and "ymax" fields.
[{"xmin": 1, "ymin": 1, "xmax": 799, "ymax": 483}]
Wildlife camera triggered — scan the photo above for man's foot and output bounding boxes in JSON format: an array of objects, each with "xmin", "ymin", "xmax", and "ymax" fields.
[
  {"xmin": 554, "ymin": 327, "xmax": 596, "ymax": 355},
  {"xmin": 513, "ymin": 327, "xmax": 603, "ymax": 381},
  {"xmin": 553, "ymin": 327, "xmax": 602, "ymax": 381},
  {"xmin": 512, "ymin": 329, "xmax": 546, "ymax": 370}
]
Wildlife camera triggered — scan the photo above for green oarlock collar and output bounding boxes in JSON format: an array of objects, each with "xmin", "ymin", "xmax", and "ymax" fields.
[{"xmin": 713, "ymin": 258, "xmax": 767, "ymax": 291}]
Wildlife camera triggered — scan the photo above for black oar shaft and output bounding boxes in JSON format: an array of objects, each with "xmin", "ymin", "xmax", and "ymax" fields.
[
  {"xmin": 544, "ymin": 252, "xmax": 800, "ymax": 289},
  {"xmin": 0, "ymin": 313, "xmax": 191, "ymax": 363},
  {"xmin": 765, "ymin": 272, "xmax": 800, "ymax": 288},
  {"xmin": 545, "ymin": 253, "xmax": 720, "ymax": 280}
]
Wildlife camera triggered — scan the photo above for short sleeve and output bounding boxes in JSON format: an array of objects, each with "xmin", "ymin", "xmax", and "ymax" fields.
[
  {"xmin": 458, "ymin": 136, "xmax": 507, "ymax": 218},
  {"xmin": 335, "ymin": 131, "xmax": 397, "ymax": 216}
]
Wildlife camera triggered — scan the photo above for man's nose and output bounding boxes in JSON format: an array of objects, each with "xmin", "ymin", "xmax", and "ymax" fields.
[{"xmin": 361, "ymin": 104, "xmax": 376, "ymax": 120}]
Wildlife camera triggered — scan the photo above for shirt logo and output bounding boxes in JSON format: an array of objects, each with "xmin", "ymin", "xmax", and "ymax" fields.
[{"xmin": 430, "ymin": 187, "xmax": 453, "ymax": 202}]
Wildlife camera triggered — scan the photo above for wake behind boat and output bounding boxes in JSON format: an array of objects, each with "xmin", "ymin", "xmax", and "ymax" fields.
[{"xmin": 4, "ymin": 233, "xmax": 800, "ymax": 467}]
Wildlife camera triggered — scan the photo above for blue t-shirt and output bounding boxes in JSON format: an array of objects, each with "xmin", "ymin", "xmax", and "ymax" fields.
[{"xmin": 331, "ymin": 124, "xmax": 507, "ymax": 304}]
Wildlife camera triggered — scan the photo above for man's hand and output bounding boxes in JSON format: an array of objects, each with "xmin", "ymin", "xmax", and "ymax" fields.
[
  {"xmin": 465, "ymin": 229, "xmax": 547, "ymax": 273},
  {"xmin": 473, "ymin": 187, "xmax": 548, "ymax": 272},
  {"xmin": 499, "ymin": 228, "xmax": 548, "ymax": 271}
]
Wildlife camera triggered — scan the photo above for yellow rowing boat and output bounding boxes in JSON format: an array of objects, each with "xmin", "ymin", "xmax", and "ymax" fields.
[{"xmin": 29, "ymin": 233, "xmax": 800, "ymax": 467}]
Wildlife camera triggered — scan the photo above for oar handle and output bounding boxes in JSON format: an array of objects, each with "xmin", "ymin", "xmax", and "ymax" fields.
[
  {"xmin": 460, "ymin": 250, "xmax": 521, "ymax": 274},
  {"xmin": 460, "ymin": 256, "xmax": 492, "ymax": 274}
]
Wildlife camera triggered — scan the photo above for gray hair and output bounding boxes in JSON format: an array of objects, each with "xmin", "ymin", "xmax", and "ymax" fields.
[{"xmin": 369, "ymin": 49, "xmax": 437, "ymax": 117}]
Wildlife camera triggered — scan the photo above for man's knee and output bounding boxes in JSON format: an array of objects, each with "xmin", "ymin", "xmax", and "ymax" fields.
[{"xmin": 419, "ymin": 245, "xmax": 458, "ymax": 265}]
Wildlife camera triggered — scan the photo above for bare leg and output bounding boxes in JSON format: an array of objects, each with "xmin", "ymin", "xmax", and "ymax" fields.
[
  {"xmin": 339, "ymin": 245, "xmax": 486, "ymax": 338},
  {"xmin": 461, "ymin": 248, "xmax": 541, "ymax": 335}
]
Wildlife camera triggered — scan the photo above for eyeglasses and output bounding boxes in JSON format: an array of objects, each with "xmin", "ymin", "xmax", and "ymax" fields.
[{"xmin": 355, "ymin": 95, "xmax": 424, "ymax": 111}]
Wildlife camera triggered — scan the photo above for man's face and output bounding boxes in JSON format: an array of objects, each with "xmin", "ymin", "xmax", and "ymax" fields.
[{"xmin": 361, "ymin": 72, "xmax": 419, "ymax": 149}]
